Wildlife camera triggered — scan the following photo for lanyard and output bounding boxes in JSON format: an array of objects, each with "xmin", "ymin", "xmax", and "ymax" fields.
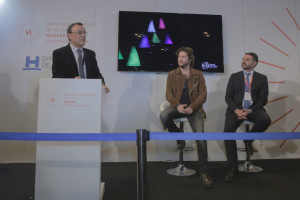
[{"xmin": 244, "ymin": 74, "xmax": 253, "ymax": 90}]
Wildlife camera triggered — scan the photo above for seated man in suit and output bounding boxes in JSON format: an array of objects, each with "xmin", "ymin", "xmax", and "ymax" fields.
[
  {"xmin": 160, "ymin": 47, "xmax": 212, "ymax": 189},
  {"xmin": 52, "ymin": 22, "xmax": 109, "ymax": 93},
  {"xmin": 224, "ymin": 52, "xmax": 271, "ymax": 181}
]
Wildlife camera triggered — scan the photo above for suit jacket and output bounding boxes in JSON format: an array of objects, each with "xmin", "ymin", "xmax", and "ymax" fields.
[
  {"xmin": 225, "ymin": 70, "xmax": 268, "ymax": 114},
  {"xmin": 166, "ymin": 67, "xmax": 207, "ymax": 115},
  {"xmin": 52, "ymin": 44, "xmax": 105, "ymax": 84}
]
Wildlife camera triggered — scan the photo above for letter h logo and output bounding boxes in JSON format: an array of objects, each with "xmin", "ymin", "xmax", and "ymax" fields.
[{"xmin": 23, "ymin": 56, "xmax": 41, "ymax": 70}]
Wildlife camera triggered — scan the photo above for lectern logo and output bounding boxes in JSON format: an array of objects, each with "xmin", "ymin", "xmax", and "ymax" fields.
[{"xmin": 48, "ymin": 94, "xmax": 59, "ymax": 105}]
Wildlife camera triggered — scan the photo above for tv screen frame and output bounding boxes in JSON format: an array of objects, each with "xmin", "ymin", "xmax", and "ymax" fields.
[{"xmin": 118, "ymin": 11, "xmax": 224, "ymax": 73}]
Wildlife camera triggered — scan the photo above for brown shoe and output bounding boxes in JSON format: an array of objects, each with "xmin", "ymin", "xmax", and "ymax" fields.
[{"xmin": 201, "ymin": 173, "xmax": 213, "ymax": 189}]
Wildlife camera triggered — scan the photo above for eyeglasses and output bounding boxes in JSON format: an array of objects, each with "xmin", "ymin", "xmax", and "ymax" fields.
[{"xmin": 70, "ymin": 31, "xmax": 88, "ymax": 35}]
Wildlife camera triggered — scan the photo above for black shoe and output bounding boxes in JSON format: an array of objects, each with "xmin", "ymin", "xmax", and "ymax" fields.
[
  {"xmin": 201, "ymin": 173, "xmax": 213, "ymax": 189},
  {"xmin": 225, "ymin": 169, "xmax": 239, "ymax": 182},
  {"xmin": 245, "ymin": 141, "xmax": 254, "ymax": 156}
]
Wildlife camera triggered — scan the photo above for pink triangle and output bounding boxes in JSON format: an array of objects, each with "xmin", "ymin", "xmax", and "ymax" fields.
[{"xmin": 159, "ymin": 18, "xmax": 166, "ymax": 29}]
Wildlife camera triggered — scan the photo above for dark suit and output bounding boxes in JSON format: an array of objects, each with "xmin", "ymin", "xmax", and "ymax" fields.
[
  {"xmin": 224, "ymin": 71, "xmax": 271, "ymax": 169},
  {"xmin": 52, "ymin": 44, "xmax": 105, "ymax": 84}
]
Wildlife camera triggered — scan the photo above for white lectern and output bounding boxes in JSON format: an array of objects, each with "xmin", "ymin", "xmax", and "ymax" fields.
[{"xmin": 35, "ymin": 78, "xmax": 103, "ymax": 200}]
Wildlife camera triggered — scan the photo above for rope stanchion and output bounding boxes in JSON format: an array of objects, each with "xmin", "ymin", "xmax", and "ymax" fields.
[{"xmin": 136, "ymin": 129, "xmax": 149, "ymax": 200}]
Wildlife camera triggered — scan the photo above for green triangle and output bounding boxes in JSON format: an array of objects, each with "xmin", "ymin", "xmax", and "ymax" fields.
[
  {"xmin": 152, "ymin": 33, "xmax": 160, "ymax": 43},
  {"xmin": 119, "ymin": 50, "xmax": 124, "ymax": 60},
  {"xmin": 126, "ymin": 46, "xmax": 141, "ymax": 67}
]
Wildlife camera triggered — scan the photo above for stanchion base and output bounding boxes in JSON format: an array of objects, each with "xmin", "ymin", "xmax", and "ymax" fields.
[
  {"xmin": 173, "ymin": 147, "xmax": 193, "ymax": 151},
  {"xmin": 167, "ymin": 164, "xmax": 196, "ymax": 176},
  {"xmin": 239, "ymin": 161, "xmax": 263, "ymax": 172},
  {"xmin": 100, "ymin": 182, "xmax": 105, "ymax": 200}
]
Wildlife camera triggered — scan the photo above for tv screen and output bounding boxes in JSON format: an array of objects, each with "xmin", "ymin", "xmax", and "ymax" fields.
[{"xmin": 118, "ymin": 11, "xmax": 224, "ymax": 73}]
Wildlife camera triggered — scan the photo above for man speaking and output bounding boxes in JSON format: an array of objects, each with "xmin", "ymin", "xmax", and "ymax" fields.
[{"xmin": 52, "ymin": 22, "xmax": 109, "ymax": 93}]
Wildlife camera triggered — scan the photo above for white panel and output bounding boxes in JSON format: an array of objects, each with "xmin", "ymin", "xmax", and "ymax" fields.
[{"xmin": 35, "ymin": 78, "xmax": 102, "ymax": 200}]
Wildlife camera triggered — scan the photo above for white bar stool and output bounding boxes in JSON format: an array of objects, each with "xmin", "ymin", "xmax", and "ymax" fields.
[
  {"xmin": 238, "ymin": 120, "xmax": 263, "ymax": 173},
  {"xmin": 160, "ymin": 101, "xmax": 196, "ymax": 176}
]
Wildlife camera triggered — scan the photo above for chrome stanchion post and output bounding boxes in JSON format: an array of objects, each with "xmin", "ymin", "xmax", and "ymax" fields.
[{"xmin": 137, "ymin": 129, "xmax": 149, "ymax": 200}]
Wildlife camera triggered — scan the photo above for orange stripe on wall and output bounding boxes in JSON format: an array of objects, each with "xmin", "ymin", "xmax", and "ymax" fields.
[
  {"xmin": 270, "ymin": 109, "xmax": 293, "ymax": 127},
  {"xmin": 260, "ymin": 38, "xmax": 290, "ymax": 57},
  {"xmin": 286, "ymin": 8, "xmax": 300, "ymax": 31},
  {"xmin": 259, "ymin": 60, "xmax": 286, "ymax": 69},
  {"xmin": 280, "ymin": 121, "xmax": 300, "ymax": 148},
  {"xmin": 268, "ymin": 82, "xmax": 285, "ymax": 84},
  {"xmin": 272, "ymin": 21, "xmax": 296, "ymax": 47},
  {"xmin": 267, "ymin": 96, "xmax": 288, "ymax": 104}
]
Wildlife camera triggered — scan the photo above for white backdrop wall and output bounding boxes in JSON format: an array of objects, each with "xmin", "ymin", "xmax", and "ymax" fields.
[{"xmin": 0, "ymin": 0, "xmax": 300, "ymax": 163}]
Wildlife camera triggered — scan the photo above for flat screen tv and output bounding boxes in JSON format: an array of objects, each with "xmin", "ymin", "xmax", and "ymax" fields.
[{"xmin": 118, "ymin": 11, "xmax": 224, "ymax": 73}]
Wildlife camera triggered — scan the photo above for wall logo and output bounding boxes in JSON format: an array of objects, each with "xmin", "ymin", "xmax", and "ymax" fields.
[
  {"xmin": 23, "ymin": 56, "xmax": 41, "ymax": 71},
  {"xmin": 202, "ymin": 62, "xmax": 219, "ymax": 70},
  {"xmin": 18, "ymin": 22, "xmax": 41, "ymax": 43},
  {"xmin": 22, "ymin": 55, "xmax": 52, "ymax": 71}
]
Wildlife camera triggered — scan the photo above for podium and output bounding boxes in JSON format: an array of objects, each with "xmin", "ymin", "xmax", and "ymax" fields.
[{"xmin": 35, "ymin": 78, "xmax": 104, "ymax": 200}]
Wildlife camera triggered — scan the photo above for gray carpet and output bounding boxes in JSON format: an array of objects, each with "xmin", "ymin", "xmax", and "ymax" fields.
[{"xmin": 1, "ymin": 159, "xmax": 300, "ymax": 200}]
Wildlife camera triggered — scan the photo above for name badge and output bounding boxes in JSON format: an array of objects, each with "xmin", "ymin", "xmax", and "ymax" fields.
[{"xmin": 244, "ymin": 92, "xmax": 251, "ymax": 100}]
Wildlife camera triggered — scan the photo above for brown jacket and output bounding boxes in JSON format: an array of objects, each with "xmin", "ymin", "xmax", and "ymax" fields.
[{"xmin": 166, "ymin": 67, "xmax": 207, "ymax": 116}]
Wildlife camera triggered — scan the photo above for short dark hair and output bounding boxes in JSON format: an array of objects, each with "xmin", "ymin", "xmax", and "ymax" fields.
[
  {"xmin": 175, "ymin": 47, "xmax": 195, "ymax": 67},
  {"xmin": 67, "ymin": 22, "xmax": 83, "ymax": 41},
  {"xmin": 245, "ymin": 52, "xmax": 258, "ymax": 66}
]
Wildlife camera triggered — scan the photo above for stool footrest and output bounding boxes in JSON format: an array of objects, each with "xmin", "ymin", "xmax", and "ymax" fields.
[
  {"xmin": 237, "ymin": 148, "xmax": 258, "ymax": 153},
  {"xmin": 167, "ymin": 164, "xmax": 196, "ymax": 176},
  {"xmin": 173, "ymin": 147, "xmax": 194, "ymax": 151}
]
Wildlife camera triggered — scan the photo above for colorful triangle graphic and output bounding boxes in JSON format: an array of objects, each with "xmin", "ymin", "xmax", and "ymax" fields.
[
  {"xmin": 126, "ymin": 46, "xmax": 141, "ymax": 67},
  {"xmin": 152, "ymin": 33, "xmax": 160, "ymax": 43},
  {"xmin": 159, "ymin": 18, "xmax": 166, "ymax": 29},
  {"xmin": 139, "ymin": 35, "xmax": 150, "ymax": 48},
  {"xmin": 164, "ymin": 33, "xmax": 173, "ymax": 44},
  {"xmin": 148, "ymin": 20, "xmax": 156, "ymax": 32},
  {"xmin": 119, "ymin": 50, "xmax": 124, "ymax": 60}
]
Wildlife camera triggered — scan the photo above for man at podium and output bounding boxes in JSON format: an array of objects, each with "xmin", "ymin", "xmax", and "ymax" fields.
[{"xmin": 52, "ymin": 22, "xmax": 110, "ymax": 93}]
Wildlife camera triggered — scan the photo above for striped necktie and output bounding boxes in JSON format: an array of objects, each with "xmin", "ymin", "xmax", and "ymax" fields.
[{"xmin": 77, "ymin": 49, "xmax": 85, "ymax": 78}]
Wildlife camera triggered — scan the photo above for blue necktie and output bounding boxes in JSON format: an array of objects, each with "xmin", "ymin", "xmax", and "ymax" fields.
[
  {"xmin": 243, "ymin": 72, "xmax": 251, "ymax": 108},
  {"xmin": 77, "ymin": 49, "xmax": 85, "ymax": 78}
]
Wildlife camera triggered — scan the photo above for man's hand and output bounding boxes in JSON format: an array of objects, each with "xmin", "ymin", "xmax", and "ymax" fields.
[
  {"xmin": 242, "ymin": 109, "xmax": 252, "ymax": 116},
  {"xmin": 234, "ymin": 109, "xmax": 247, "ymax": 120},
  {"xmin": 102, "ymin": 84, "xmax": 110, "ymax": 94},
  {"xmin": 177, "ymin": 104, "xmax": 187, "ymax": 114},
  {"xmin": 184, "ymin": 107, "xmax": 193, "ymax": 115},
  {"xmin": 177, "ymin": 104, "xmax": 193, "ymax": 115}
]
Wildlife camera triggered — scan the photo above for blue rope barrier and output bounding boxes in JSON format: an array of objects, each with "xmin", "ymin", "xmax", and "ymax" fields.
[
  {"xmin": 150, "ymin": 132, "xmax": 300, "ymax": 140},
  {"xmin": 0, "ymin": 132, "xmax": 136, "ymax": 141},
  {"xmin": 1, "ymin": 131, "xmax": 300, "ymax": 141}
]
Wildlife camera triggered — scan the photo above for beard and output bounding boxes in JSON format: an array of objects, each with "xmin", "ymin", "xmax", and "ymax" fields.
[
  {"xmin": 242, "ymin": 64, "xmax": 252, "ymax": 71},
  {"xmin": 179, "ymin": 63, "xmax": 189, "ymax": 69}
]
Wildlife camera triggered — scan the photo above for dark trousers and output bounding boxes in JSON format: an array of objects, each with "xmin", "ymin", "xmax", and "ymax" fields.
[
  {"xmin": 224, "ymin": 108, "xmax": 271, "ymax": 169},
  {"xmin": 160, "ymin": 105, "xmax": 208, "ymax": 173}
]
